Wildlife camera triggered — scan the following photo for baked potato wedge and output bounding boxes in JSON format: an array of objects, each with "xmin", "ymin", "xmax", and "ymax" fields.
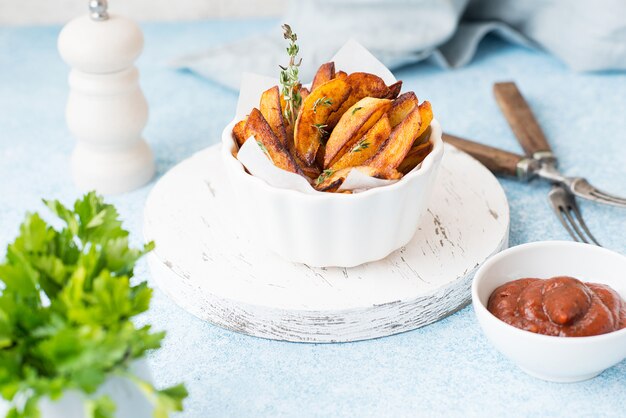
[
  {"xmin": 282, "ymin": 123, "xmax": 320, "ymax": 179},
  {"xmin": 367, "ymin": 105, "xmax": 422, "ymax": 170},
  {"xmin": 260, "ymin": 85, "xmax": 288, "ymax": 146},
  {"xmin": 324, "ymin": 97, "xmax": 392, "ymax": 168},
  {"xmin": 387, "ymin": 100, "xmax": 432, "ymax": 174},
  {"xmin": 311, "ymin": 62, "xmax": 335, "ymax": 91},
  {"xmin": 314, "ymin": 166, "xmax": 402, "ymax": 192},
  {"xmin": 414, "ymin": 100, "xmax": 433, "ymax": 141},
  {"xmin": 329, "ymin": 113, "xmax": 391, "ymax": 171},
  {"xmin": 232, "ymin": 117, "xmax": 248, "ymax": 148},
  {"xmin": 326, "ymin": 72, "xmax": 393, "ymax": 128},
  {"xmin": 299, "ymin": 163, "xmax": 321, "ymax": 179},
  {"xmin": 385, "ymin": 81, "xmax": 403, "ymax": 99},
  {"xmin": 397, "ymin": 140, "xmax": 433, "ymax": 174},
  {"xmin": 335, "ymin": 70, "xmax": 348, "ymax": 80},
  {"xmin": 315, "ymin": 144, "xmax": 326, "ymax": 168},
  {"xmin": 294, "ymin": 78, "xmax": 351, "ymax": 165},
  {"xmin": 414, "ymin": 125, "xmax": 432, "ymax": 147},
  {"xmin": 300, "ymin": 87, "xmax": 310, "ymax": 102},
  {"xmin": 246, "ymin": 108, "xmax": 301, "ymax": 174},
  {"xmin": 287, "ymin": 137, "xmax": 321, "ymax": 179},
  {"xmin": 387, "ymin": 92, "xmax": 417, "ymax": 128}
]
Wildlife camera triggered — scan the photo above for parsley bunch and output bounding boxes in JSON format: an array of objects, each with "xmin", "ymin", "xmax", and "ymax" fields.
[{"xmin": 0, "ymin": 192, "xmax": 187, "ymax": 418}]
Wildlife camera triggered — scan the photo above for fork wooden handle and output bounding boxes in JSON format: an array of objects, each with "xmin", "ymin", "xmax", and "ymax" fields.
[
  {"xmin": 493, "ymin": 82, "xmax": 552, "ymax": 158},
  {"xmin": 443, "ymin": 133, "xmax": 524, "ymax": 177}
]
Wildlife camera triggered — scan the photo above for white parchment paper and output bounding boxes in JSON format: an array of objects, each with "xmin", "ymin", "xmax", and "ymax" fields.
[{"xmin": 235, "ymin": 40, "xmax": 403, "ymax": 193}]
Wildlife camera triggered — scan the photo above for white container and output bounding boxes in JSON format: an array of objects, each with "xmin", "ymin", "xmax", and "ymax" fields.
[
  {"xmin": 0, "ymin": 360, "xmax": 153, "ymax": 418},
  {"xmin": 220, "ymin": 118, "xmax": 444, "ymax": 267},
  {"xmin": 472, "ymin": 241, "xmax": 626, "ymax": 382}
]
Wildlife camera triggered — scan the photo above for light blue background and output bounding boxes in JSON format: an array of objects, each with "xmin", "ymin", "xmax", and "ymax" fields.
[{"xmin": 0, "ymin": 20, "xmax": 625, "ymax": 417}]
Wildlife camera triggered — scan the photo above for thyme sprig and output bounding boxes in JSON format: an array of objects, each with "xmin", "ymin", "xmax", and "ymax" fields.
[
  {"xmin": 313, "ymin": 97, "xmax": 333, "ymax": 113},
  {"xmin": 279, "ymin": 24, "xmax": 302, "ymax": 126},
  {"xmin": 351, "ymin": 138, "xmax": 370, "ymax": 153},
  {"xmin": 311, "ymin": 123, "xmax": 328, "ymax": 139},
  {"xmin": 256, "ymin": 140, "xmax": 270, "ymax": 158},
  {"xmin": 316, "ymin": 169, "xmax": 334, "ymax": 185},
  {"xmin": 352, "ymin": 106, "xmax": 363, "ymax": 115}
]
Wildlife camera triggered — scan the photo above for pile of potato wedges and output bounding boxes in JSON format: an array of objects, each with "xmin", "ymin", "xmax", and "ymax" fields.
[{"xmin": 232, "ymin": 62, "xmax": 434, "ymax": 193}]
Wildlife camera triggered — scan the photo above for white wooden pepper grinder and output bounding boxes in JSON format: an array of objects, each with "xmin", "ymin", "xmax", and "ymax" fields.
[{"xmin": 58, "ymin": 0, "xmax": 154, "ymax": 194}]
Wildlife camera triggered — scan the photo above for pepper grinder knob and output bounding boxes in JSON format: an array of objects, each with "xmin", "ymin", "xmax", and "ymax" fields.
[
  {"xmin": 58, "ymin": 1, "xmax": 155, "ymax": 195},
  {"xmin": 89, "ymin": 0, "xmax": 109, "ymax": 21}
]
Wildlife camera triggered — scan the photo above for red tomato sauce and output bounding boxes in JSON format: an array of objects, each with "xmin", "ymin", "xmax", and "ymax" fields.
[{"xmin": 488, "ymin": 276, "xmax": 626, "ymax": 337}]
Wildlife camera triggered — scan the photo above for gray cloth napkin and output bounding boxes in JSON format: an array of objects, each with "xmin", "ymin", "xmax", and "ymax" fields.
[{"xmin": 174, "ymin": 0, "xmax": 626, "ymax": 90}]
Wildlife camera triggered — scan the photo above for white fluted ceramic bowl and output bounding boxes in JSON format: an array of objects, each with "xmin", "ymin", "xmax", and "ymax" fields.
[
  {"xmin": 472, "ymin": 241, "xmax": 626, "ymax": 382},
  {"xmin": 220, "ymin": 118, "xmax": 444, "ymax": 267}
]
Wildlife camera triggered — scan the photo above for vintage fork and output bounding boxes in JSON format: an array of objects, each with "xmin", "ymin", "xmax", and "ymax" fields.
[
  {"xmin": 548, "ymin": 185, "xmax": 601, "ymax": 245},
  {"xmin": 493, "ymin": 82, "xmax": 626, "ymax": 209},
  {"xmin": 442, "ymin": 82, "xmax": 626, "ymax": 244},
  {"xmin": 441, "ymin": 134, "xmax": 606, "ymax": 245},
  {"xmin": 491, "ymin": 82, "xmax": 614, "ymax": 245}
]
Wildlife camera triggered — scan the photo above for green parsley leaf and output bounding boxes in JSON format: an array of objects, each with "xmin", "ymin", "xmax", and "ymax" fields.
[{"xmin": 0, "ymin": 192, "xmax": 187, "ymax": 417}]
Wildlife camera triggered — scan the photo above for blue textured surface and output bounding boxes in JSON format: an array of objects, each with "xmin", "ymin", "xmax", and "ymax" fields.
[{"xmin": 1, "ymin": 20, "xmax": 625, "ymax": 418}]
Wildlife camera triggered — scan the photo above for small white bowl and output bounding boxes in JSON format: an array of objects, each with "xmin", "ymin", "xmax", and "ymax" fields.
[
  {"xmin": 220, "ymin": 118, "xmax": 444, "ymax": 267},
  {"xmin": 472, "ymin": 241, "xmax": 626, "ymax": 382}
]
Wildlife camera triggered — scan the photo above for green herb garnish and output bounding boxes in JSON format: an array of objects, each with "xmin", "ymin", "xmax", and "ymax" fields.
[
  {"xmin": 316, "ymin": 169, "xmax": 334, "ymax": 185},
  {"xmin": 279, "ymin": 24, "xmax": 302, "ymax": 126},
  {"xmin": 312, "ymin": 97, "xmax": 332, "ymax": 113},
  {"xmin": 351, "ymin": 139, "xmax": 370, "ymax": 153},
  {"xmin": 0, "ymin": 192, "xmax": 187, "ymax": 418},
  {"xmin": 351, "ymin": 106, "xmax": 363, "ymax": 115},
  {"xmin": 311, "ymin": 123, "xmax": 328, "ymax": 139},
  {"xmin": 256, "ymin": 140, "xmax": 270, "ymax": 158}
]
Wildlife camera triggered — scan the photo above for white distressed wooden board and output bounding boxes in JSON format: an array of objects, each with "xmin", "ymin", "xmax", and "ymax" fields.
[{"xmin": 144, "ymin": 144, "xmax": 510, "ymax": 342}]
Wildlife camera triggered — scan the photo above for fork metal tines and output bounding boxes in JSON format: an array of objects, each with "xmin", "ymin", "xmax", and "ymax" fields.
[
  {"xmin": 548, "ymin": 185, "xmax": 601, "ymax": 246},
  {"xmin": 570, "ymin": 178, "xmax": 626, "ymax": 208}
]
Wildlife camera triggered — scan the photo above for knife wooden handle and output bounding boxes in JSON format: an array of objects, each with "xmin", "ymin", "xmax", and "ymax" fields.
[
  {"xmin": 493, "ymin": 82, "xmax": 552, "ymax": 158},
  {"xmin": 443, "ymin": 133, "xmax": 524, "ymax": 177}
]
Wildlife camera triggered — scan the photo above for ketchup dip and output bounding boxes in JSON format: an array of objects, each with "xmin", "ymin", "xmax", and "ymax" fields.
[{"xmin": 487, "ymin": 276, "xmax": 626, "ymax": 337}]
